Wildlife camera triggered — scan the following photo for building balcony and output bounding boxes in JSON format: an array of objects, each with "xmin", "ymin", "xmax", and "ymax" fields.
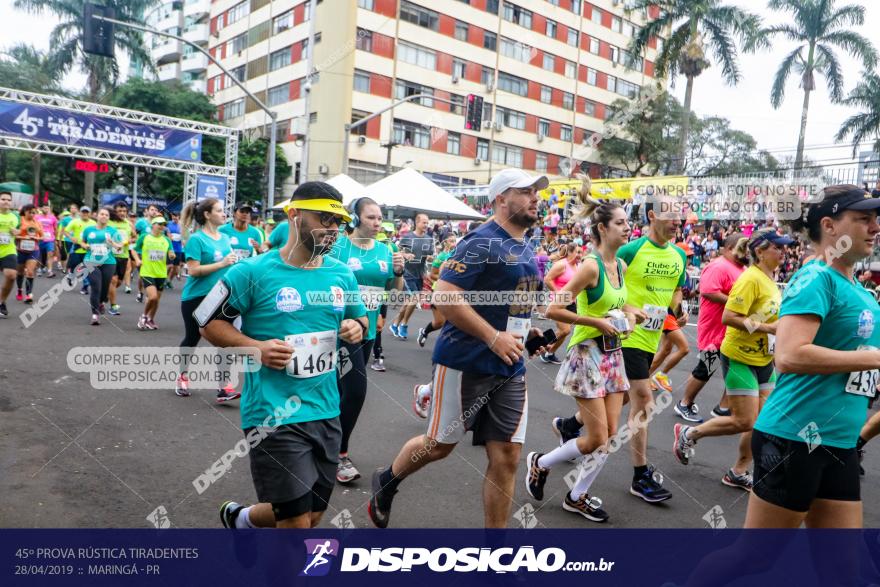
[
  {"xmin": 183, "ymin": 23, "xmax": 209, "ymax": 45},
  {"xmin": 181, "ymin": 52, "xmax": 208, "ymax": 73},
  {"xmin": 157, "ymin": 62, "xmax": 180, "ymax": 82},
  {"xmin": 183, "ymin": 0, "xmax": 209, "ymax": 18},
  {"xmin": 154, "ymin": 12, "xmax": 181, "ymax": 33},
  {"xmin": 151, "ymin": 39, "xmax": 182, "ymax": 64},
  {"xmin": 186, "ymin": 78, "xmax": 206, "ymax": 93}
]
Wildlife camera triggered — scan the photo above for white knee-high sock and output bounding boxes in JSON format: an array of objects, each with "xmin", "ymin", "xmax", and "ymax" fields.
[
  {"xmin": 537, "ymin": 438, "xmax": 583, "ymax": 469},
  {"xmin": 569, "ymin": 452, "xmax": 609, "ymax": 500}
]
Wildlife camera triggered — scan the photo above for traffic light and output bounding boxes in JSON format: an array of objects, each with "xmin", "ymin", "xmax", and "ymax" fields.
[
  {"xmin": 84, "ymin": 3, "xmax": 116, "ymax": 58},
  {"xmin": 464, "ymin": 94, "xmax": 484, "ymax": 131}
]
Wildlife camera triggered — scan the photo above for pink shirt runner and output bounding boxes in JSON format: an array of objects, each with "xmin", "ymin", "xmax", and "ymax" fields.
[
  {"xmin": 35, "ymin": 213, "xmax": 58, "ymax": 242},
  {"xmin": 553, "ymin": 259, "xmax": 576, "ymax": 291},
  {"xmin": 697, "ymin": 256, "xmax": 744, "ymax": 351}
]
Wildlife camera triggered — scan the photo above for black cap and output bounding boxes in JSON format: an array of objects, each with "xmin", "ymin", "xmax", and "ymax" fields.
[
  {"xmin": 807, "ymin": 188, "xmax": 880, "ymax": 226},
  {"xmin": 235, "ymin": 203, "xmax": 253, "ymax": 213}
]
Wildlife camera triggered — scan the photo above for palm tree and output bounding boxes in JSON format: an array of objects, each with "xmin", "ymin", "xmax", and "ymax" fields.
[
  {"xmin": 13, "ymin": 0, "xmax": 158, "ymax": 204},
  {"xmin": 0, "ymin": 44, "xmax": 64, "ymax": 197},
  {"xmin": 835, "ymin": 71, "xmax": 880, "ymax": 159},
  {"xmin": 764, "ymin": 0, "xmax": 876, "ymax": 170},
  {"xmin": 628, "ymin": 0, "xmax": 762, "ymax": 173}
]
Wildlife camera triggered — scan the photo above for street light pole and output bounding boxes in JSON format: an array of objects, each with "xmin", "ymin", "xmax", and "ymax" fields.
[
  {"xmin": 299, "ymin": 0, "xmax": 318, "ymax": 184},
  {"xmin": 342, "ymin": 93, "xmax": 457, "ymax": 176},
  {"xmin": 90, "ymin": 14, "xmax": 279, "ymax": 208}
]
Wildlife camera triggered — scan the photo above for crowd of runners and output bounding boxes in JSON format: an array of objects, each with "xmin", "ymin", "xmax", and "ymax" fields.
[{"xmin": 1, "ymin": 169, "xmax": 879, "ymax": 531}]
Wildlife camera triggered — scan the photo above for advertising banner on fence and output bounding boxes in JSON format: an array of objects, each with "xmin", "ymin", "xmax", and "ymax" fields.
[{"xmin": 0, "ymin": 100, "xmax": 202, "ymax": 162}]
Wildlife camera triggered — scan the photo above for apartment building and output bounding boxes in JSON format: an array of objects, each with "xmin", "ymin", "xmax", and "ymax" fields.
[
  {"xmin": 133, "ymin": 0, "xmax": 212, "ymax": 92},
  {"xmin": 206, "ymin": 0, "xmax": 667, "ymax": 196}
]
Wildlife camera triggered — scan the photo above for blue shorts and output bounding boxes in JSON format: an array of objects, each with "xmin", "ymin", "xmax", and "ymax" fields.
[
  {"xmin": 17, "ymin": 249, "xmax": 40, "ymax": 264},
  {"xmin": 39, "ymin": 241, "xmax": 55, "ymax": 253},
  {"xmin": 404, "ymin": 275, "xmax": 422, "ymax": 293}
]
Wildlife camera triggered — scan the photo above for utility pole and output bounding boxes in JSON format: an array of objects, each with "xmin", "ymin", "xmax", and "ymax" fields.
[{"xmin": 299, "ymin": 0, "xmax": 318, "ymax": 184}]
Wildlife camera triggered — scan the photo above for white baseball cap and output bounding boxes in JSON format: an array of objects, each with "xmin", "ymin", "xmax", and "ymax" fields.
[{"xmin": 488, "ymin": 169, "xmax": 549, "ymax": 203}]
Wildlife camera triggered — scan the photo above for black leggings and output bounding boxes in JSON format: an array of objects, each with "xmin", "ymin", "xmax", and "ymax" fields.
[
  {"xmin": 180, "ymin": 296, "xmax": 205, "ymax": 373},
  {"xmin": 87, "ymin": 264, "xmax": 115, "ymax": 313},
  {"xmin": 337, "ymin": 338, "xmax": 374, "ymax": 455}
]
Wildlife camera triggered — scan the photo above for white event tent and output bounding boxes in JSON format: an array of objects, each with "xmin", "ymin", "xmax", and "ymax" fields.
[{"xmin": 364, "ymin": 168, "xmax": 485, "ymax": 220}]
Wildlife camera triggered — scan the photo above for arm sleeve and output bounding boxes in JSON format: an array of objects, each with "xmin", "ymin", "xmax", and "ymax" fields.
[
  {"xmin": 198, "ymin": 263, "xmax": 250, "ymax": 325},
  {"xmin": 676, "ymin": 247, "xmax": 688, "ymax": 288}
]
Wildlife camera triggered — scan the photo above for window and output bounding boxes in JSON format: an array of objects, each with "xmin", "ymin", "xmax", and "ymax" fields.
[
  {"xmin": 303, "ymin": 1, "xmax": 311, "ymax": 20},
  {"xmin": 449, "ymin": 94, "xmax": 464, "ymax": 114},
  {"xmin": 561, "ymin": 125, "xmax": 572, "ymax": 141},
  {"xmin": 503, "ymin": 2, "xmax": 532, "ymax": 28},
  {"xmin": 393, "ymin": 120, "xmax": 430, "ymax": 148},
  {"xmin": 497, "ymin": 72, "xmax": 528, "ymax": 96},
  {"xmin": 562, "ymin": 91, "xmax": 574, "ymax": 110},
  {"xmin": 496, "ymin": 106, "xmax": 526, "ymax": 130},
  {"xmin": 542, "ymin": 54, "xmax": 554, "ymax": 70},
  {"xmin": 269, "ymin": 47, "xmax": 290, "ymax": 71},
  {"xmin": 587, "ymin": 67, "xmax": 597, "ymax": 85},
  {"xmin": 589, "ymin": 37, "xmax": 599, "ymax": 54},
  {"xmin": 309, "ymin": 112, "xmax": 317, "ymax": 123},
  {"xmin": 492, "ymin": 143, "xmax": 523, "ymax": 167},
  {"xmin": 395, "ymin": 79, "xmax": 434, "ymax": 107},
  {"xmin": 230, "ymin": 65, "xmax": 246, "ymax": 82},
  {"xmin": 272, "ymin": 10, "xmax": 292, "ymax": 34},
  {"xmin": 546, "ymin": 19, "xmax": 556, "ymax": 38},
  {"xmin": 400, "ymin": 1, "xmax": 439, "ymax": 31},
  {"xmin": 547, "ymin": 0, "xmax": 558, "ymax": 5},
  {"xmin": 591, "ymin": 7, "xmax": 602, "ymax": 24},
  {"xmin": 617, "ymin": 79, "xmax": 639, "ymax": 99},
  {"xmin": 452, "ymin": 59, "xmax": 467, "ymax": 79},
  {"xmin": 227, "ymin": 1, "xmax": 248, "ymax": 25},
  {"xmin": 357, "ymin": 0, "xmax": 374, "ymax": 9},
  {"xmin": 538, "ymin": 119, "xmax": 550, "ymax": 136},
  {"xmin": 454, "ymin": 20, "xmax": 468, "ymax": 41},
  {"xmin": 486, "ymin": 0, "xmax": 499, "ymax": 13},
  {"xmin": 353, "ymin": 70, "xmax": 370, "ymax": 92},
  {"xmin": 607, "ymin": 75, "xmax": 617, "ymax": 93},
  {"xmin": 229, "ymin": 33, "xmax": 247, "ymax": 54},
  {"xmin": 501, "ymin": 38, "xmax": 532, "ymax": 62},
  {"xmin": 398, "ymin": 41, "xmax": 436, "ymax": 69},
  {"xmin": 483, "ymin": 30, "xmax": 497, "ymax": 51},
  {"xmin": 536, "ymin": 152, "xmax": 547, "ymax": 172},
  {"xmin": 623, "ymin": 21, "xmax": 635, "ymax": 38},
  {"xmin": 224, "ymin": 98, "xmax": 244, "ymax": 120},
  {"xmin": 540, "ymin": 85, "xmax": 552, "ymax": 104},
  {"xmin": 302, "ymin": 38, "xmax": 311, "ymax": 60},
  {"xmin": 481, "ymin": 66, "xmax": 494, "ymax": 85},
  {"xmin": 584, "ymin": 100, "xmax": 596, "ymax": 117},
  {"xmin": 610, "ymin": 45, "xmax": 619, "ymax": 64},
  {"xmin": 477, "ymin": 138, "xmax": 489, "ymax": 160},
  {"xmin": 356, "ymin": 28, "xmax": 372, "ymax": 51},
  {"xmin": 571, "ymin": 0, "xmax": 581, "ymax": 13},
  {"xmin": 564, "ymin": 60, "xmax": 576, "ymax": 79},
  {"xmin": 268, "ymin": 84, "xmax": 288, "ymax": 107},
  {"xmin": 447, "ymin": 132, "xmax": 461, "ymax": 155},
  {"xmin": 567, "ymin": 27, "xmax": 578, "ymax": 46}
]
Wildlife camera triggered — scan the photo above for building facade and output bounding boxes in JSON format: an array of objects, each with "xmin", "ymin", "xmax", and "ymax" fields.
[{"xmin": 206, "ymin": 0, "xmax": 667, "ymax": 197}]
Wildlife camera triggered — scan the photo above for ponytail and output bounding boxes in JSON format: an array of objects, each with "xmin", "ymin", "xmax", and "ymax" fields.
[
  {"xmin": 181, "ymin": 197, "xmax": 219, "ymax": 241},
  {"xmin": 569, "ymin": 174, "xmax": 622, "ymax": 244}
]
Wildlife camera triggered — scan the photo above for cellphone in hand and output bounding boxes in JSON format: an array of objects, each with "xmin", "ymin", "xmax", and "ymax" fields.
[{"xmin": 526, "ymin": 329, "xmax": 557, "ymax": 356}]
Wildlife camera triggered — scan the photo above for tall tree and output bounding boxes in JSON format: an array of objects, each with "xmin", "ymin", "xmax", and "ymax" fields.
[
  {"xmin": 764, "ymin": 0, "xmax": 876, "ymax": 169},
  {"xmin": 0, "ymin": 44, "xmax": 65, "ymax": 198},
  {"xmin": 835, "ymin": 71, "xmax": 880, "ymax": 158},
  {"xmin": 628, "ymin": 0, "xmax": 762, "ymax": 173},
  {"xmin": 13, "ymin": 0, "xmax": 158, "ymax": 204}
]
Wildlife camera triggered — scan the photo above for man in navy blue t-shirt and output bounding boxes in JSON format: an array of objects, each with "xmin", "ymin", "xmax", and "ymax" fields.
[{"xmin": 369, "ymin": 168, "xmax": 548, "ymax": 528}]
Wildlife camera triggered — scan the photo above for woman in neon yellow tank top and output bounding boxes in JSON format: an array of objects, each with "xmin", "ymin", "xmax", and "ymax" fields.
[{"xmin": 523, "ymin": 183, "xmax": 647, "ymax": 523}]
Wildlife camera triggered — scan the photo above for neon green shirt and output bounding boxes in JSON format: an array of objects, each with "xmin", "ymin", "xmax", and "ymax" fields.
[
  {"xmin": 0, "ymin": 211, "xmax": 20, "ymax": 258},
  {"xmin": 569, "ymin": 255, "xmax": 628, "ymax": 347},
  {"xmin": 135, "ymin": 233, "xmax": 173, "ymax": 278}
]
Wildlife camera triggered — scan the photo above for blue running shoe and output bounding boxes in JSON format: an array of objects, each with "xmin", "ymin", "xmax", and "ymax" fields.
[
  {"xmin": 389, "ymin": 323, "xmax": 400, "ymax": 338},
  {"xmin": 399, "ymin": 324, "xmax": 409, "ymax": 340},
  {"xmin": 630, "ymin": 466, "xmax": 672, "ymax": 503}
]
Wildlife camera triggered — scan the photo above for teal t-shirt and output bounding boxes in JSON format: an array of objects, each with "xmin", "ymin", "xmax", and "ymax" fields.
[
  {"xmin": 81, "ymin": 225, "xmax": 120, "ymax": 265},
  {"xmin": 59, "ymin": 216, "xmax": 73, "ymax": 243},
  {"xmin": 218, "ymin": 251, "xmax": 367, "ymax": 429},
  {"xmin": 181, "ymin": 231, "xmax": 233, "ymax": 301},
  {"xmin": 755, "ymin": 261, "xmax": 880, "ymax": 449},
  {"xmin": 328, "ymin": 235, "xmax": 394, "ymax": 340},
  {"xmin": 135, "ymin": 217, "xmax": 150, "ymax": 235},
  {"xmin": 219, "ymin": 223, "xmax": 263, "ymax": 260},
  {"xmin": 268, "ymin": 220, "xmax": 289, "ymax": 248}
]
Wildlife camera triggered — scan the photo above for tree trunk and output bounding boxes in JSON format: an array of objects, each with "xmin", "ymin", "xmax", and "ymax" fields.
[
  {"xmin": 32, "ymin": 153, "xmax": 42, "ymax": 205},
  {"xmin": 677, "ymin": 74, "xmax": 696, "ymax": 174},
  {"xmin": 0, "ymin": 150, "xmax": 6, "ymax": 182},
  {"xmin": 84, "ymin": 172, "xmax": 96, "ymax": 208},
  {"xmin": 794, "ymin": 87, "xmax": 812, "ymax": 171}
]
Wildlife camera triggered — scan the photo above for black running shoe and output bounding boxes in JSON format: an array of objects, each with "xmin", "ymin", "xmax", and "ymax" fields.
[
  {"xmin": 0, "ymin": 303, "xmax": 7, "ymax": 317},
  {"xmin": 524, "ymin": 452, "xmax": 549, "ymax": 501},
  {"xmin": 220, "ymin": 500, "xmax": 244, "ymax": 528},
  {"xmin": 630, "ymin": 466, "xmax": 672, "ymax": 503},
  {"xmin": 551, "ymin": 416, "xmax": 579, "ymax": 445},
  {"xmin": 368, "ymin": 468, "xmax": 397, "ymax": 528},
  {"xmin": 563, "ymin": 492, "xmax": 609, "ymax": 523}
]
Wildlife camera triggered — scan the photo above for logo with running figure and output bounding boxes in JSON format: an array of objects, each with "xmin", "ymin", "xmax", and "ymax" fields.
[
  {"xmin": 300, "ymin": 539, "xmax": 339, "ymax": 577},
  {"xmin": 276, "ymin": 287, "xmax": 303, "ymax": 312}
]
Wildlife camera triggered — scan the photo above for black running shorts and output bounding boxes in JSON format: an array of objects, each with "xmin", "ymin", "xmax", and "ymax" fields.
[
  {"xmin": 752, "ymin": 429, "xmax": 860, "ymax": 512},
  {"xmin": 621, "ymin": 347, "xmax": 655, "ymax": 381}
]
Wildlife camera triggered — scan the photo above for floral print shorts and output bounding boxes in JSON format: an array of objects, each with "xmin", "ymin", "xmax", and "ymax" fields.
[{"xmin": 554, "ymin": 339, "xmax": 630, "ymax": 399}]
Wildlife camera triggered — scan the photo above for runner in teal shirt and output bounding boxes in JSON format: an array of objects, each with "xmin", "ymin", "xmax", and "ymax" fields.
[
  {"xmin": 181, "ymin": 231, "xmax": 234, "ymax": 301},
  {"xmin": 80, "ymin": 207, "xmax": 122, "ymax": 324},
  {"xmin": 219, "ymin": 203, "xmax": 263, "ymax": 260}
]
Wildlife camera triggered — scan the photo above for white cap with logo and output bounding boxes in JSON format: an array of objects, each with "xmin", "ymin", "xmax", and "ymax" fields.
[{"xmin": 487, "ymin": 169, "xmax": 550, "ymax": 203}]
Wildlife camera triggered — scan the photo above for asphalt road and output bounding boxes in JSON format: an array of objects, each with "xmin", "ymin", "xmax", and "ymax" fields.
[{"xmin": 1, "ymin": 273, "xmax": 878, "ymax": 530}]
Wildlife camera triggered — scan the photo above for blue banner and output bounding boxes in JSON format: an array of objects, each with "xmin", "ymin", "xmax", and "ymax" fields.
[
  {"xmin": 1, "ymin": 529, "xmax": 879, "ymax": 586},
  {"xmin": 99, "ymin": 193, "xmax": 181, "ymax": 214},
  {"xmin": 196, "ymin": 175, "xmax": 227, "ymax": 201},
  {"xmin": 0, "ymin": 100, "xmax": 202, "ymax": 162}
]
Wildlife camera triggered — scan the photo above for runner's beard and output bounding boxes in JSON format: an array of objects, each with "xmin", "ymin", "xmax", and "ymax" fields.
[
  {"xmin": 303, "ymin": 228, "xmax": 338, "ymax": 256},
  {"xmin": 509, "ymin": 208, "xmax": 537, "ymax": 229}
]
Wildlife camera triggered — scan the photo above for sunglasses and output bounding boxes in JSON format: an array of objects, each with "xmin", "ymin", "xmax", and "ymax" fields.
[{"xmin": 305, "ymin": 210, "xmax": 345, "ymax": 228}]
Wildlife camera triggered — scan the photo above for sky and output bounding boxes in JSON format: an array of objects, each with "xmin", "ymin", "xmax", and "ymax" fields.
[{"xmin": 1, "ymin": 0, "xmax": 877, "ymax": 173}]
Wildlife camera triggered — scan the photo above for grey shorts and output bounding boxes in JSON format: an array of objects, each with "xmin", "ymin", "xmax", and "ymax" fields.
[
  {"xmin": 426, "ymin": 364, "xmax": 528, "ymax": 446},
  {"xmin": 247, "ymin": 418, "xmax": 341, "ymax": 504}
]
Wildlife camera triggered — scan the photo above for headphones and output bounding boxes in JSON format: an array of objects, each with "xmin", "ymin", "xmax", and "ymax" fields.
[{"xmin": 348, "ymin": 197, "xmax": 366, "ymax": 229}]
